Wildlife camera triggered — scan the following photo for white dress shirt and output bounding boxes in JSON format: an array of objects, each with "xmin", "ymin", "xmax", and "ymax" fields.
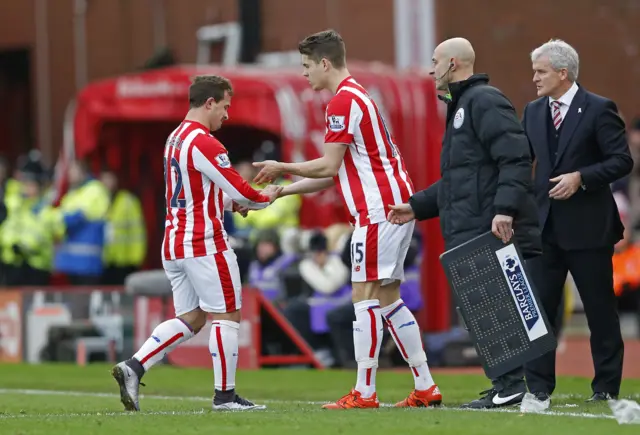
[{"xmin": 548, "ymin": 81, "xmax": 579, "ymax": 125}]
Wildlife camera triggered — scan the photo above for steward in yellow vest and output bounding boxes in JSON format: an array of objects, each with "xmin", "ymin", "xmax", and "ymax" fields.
[{"xmin": 100, "ymin": 169, "xmax": 147, "ymax": 284}]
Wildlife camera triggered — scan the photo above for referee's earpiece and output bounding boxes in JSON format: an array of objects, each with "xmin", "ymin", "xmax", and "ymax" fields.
[{"xmin": 449, "ymin": 62, "xmax": 455, "ymax": 70}]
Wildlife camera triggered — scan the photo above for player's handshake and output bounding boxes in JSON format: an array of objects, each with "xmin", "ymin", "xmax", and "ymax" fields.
[
  {"xmin": 231, "ymin": 202, "xmax": 249, "ymax": 217},
  {"xmin": 230, "ymin": 184, "xmax": 282, "ymax": 218},
  {"xmin": 261, "ymin": 184, "xmax": 284, "ymax": 203}
]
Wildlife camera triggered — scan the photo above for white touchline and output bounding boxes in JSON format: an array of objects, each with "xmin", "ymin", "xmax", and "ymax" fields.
[
  {"xmin": 0, "ymin": 410, "xmax": 209, "ymax": 419},
  {"xmin": 0, "ymin": 389, "xmax": 615, "ymax": 421}
]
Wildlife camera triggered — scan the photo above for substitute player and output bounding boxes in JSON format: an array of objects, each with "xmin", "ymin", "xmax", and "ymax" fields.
[
  {"xmin": 111, "ymin": 75, "xmax": 281, "ymax": 412},
  {"xmin": 253, "ymin": 30, "xmax": 441, "ymax": 409}
]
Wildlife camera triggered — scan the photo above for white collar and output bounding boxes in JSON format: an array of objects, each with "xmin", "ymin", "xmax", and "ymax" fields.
[{"xmin": 549, "ymin": 82, "xmax": 579, "ymax": 107}]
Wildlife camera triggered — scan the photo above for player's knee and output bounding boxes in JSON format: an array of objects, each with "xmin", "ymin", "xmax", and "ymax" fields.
[
  {"xmin": 178, "ymin": 308, "xmax": 207, "ymax": 333},
  {"xmin": 211, "ymin": 309, "xmax": 241, "ymax": 323},
  {"xmin": 380, "ymin": 279, "xmax": 400, "ymax": 291},
  {"xmin": 378, "ymin": 282, "xmax": 401, "ymax": 307},
  {"xmin": 406, "ymin": 349, "xmax": 427, "ymax": 367},
  {"xmin": 354, "ymin": 356, "xmax": 378, "ymax": 368},
  {"xmin": 352, "ymin": 281, "xmax": 382, "ymax": 302}
]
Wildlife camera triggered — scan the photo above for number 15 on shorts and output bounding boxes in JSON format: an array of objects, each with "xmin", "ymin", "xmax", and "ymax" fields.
[{"xmin": 351, "ymin": 241, "xmax": 364, "ymax": 272}]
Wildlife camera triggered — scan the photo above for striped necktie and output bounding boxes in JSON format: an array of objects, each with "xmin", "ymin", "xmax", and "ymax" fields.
[{"xmin": 552, "ymin": 101, "xmax": 563, "ymax": 129}]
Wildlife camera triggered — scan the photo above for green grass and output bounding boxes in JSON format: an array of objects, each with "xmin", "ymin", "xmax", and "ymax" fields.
[{"xmin": 0, "ymin": 363, "xmax": 638, "ymax": 434}]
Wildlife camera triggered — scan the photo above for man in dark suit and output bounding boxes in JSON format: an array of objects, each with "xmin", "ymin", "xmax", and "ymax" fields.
[{"xmin": 522, "ymin": 39, "xmax": 633, "ymax": 403}]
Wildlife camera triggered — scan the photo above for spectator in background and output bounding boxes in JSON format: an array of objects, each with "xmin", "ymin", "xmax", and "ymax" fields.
[
  {"xmin": 0, "ymin": 156, "xmax": 8, "ymax": 225},
  {"xmin": 246, "ymin": 228, "xmax": 298, "ymax": 358},
  {"xmin": 247, "ymin": 229, "xmax": 297, "ymax": 301},
  {"xmin": 0, "ymin": 156, "xmax": 12, "ymax": 283},
  {"xmin": 622, "ymin": 118, "xmax": 640, "ymax": 237},
  {"xmin": 283, "ymin": 230, "xmax": 350, "ymax": 366},
  {"xmin": 0, "ymin": 154, "xmax": 63, "ymax": 285},
  {"xmin": 236, "ymin": 160, "xmax": 256, "ymax": 186},
  {"xmin": 100, "ymin": 168, "xmax": 147, "ymax": 285},
  {"xmin": 610, "ymin": 190, "xmax": 640, "ymax": 336},
  {"xmin": 323, "ymin": 223, "xmax": 353, "ymax": 253},
  {"xmin": 54, "ymin": 160, "xmax": 110, "ymax": 285},
  {"xmin": 0, "ymin": 152, "xmax": 26, "ymax": 215}
]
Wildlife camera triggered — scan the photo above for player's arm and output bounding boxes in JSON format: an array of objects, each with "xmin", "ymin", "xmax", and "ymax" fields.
[
  {"xmin": 222, "ymin": 193, "xmax": 250, "ymax": 218},
  {"xmin": 253, "ymin": 94, "xmax": 356, "ymax": 183},
  {"xmin": 192, "ymin": 138, "xmax": 272, "ymax": 210},
  {"xmin": 280, "ymin": 143, "xmax": 347, "ymax": 178},
  {"xmin": 222, "ymin": 193, "xmax": 245, "ymax": 211},
  {"xmin": 254, "ymin": 143, "xmax": 346, "ymax": 182},
  {"xmin": 279, "ymin": 177, "xmax": 335, "ymax": 197},
  {"xmin": 408, "ymin": 180, "xmax": 441, "ymax": 220},
  {"xmin": 278, "ymin": 143, "xmax": 349, "ymax": 180},
  {"xmin": 222, "ymin": 193, "xmax": 234, "ymax": 211}
]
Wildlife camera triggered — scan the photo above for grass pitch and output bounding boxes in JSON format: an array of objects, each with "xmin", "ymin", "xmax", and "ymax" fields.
[{"xmin": 0, "ymin": 363, "xmax": 638, "ymax": 434}]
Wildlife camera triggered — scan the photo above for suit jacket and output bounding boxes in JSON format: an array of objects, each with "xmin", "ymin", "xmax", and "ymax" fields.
[{"xmin": 522, "ymin": 85, "xmax": 633, "ymax": 250}]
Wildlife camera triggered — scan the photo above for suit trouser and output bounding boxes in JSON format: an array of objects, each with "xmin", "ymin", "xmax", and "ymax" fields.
[
  {"xmin": 491, "ymin": 367, "xmax": 527, "ymax": 393},
  {"xmin": 525, "ymin": 227, "xmax": 624, "ymax": 395}
]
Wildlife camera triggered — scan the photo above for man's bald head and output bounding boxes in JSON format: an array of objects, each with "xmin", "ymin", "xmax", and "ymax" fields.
[
  {"xmin": 430, "ymin": 37, "xmax": 476, "ymax": 91},
  {"xmin": 436, "ymin": 37, "xmax": 476, "ymax": 67}
]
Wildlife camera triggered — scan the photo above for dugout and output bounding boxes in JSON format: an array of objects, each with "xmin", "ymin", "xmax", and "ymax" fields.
[{"xmin": 58, "ymin": 63, "xmax": 450, "ymax": 331}]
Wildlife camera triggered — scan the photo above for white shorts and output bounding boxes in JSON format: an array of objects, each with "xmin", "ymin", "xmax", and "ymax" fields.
[
  {"xmin": 162, "ymin": 249, "xmax": 242, "ymax": 315},
  {"xmin": 350, "ymin": 220, "xmax": 415, "ymax": 285}
]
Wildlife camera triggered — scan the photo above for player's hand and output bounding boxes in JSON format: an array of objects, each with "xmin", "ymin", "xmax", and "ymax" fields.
[
  {"xmin": 253, "ymin": 160, "xmax": 284, "ymax": 184},
  {"xmin": 549, "ymin": 172, "xmax": 581, "ymax": 200},
  {"xmin": 492, "ymin": 214, "xmax": 514, "ymax": 243},
  {"xmin": 261, "ymin": 184, "xmax": 283, "ymax": 199},
  {"xmin": 387, "ymin": 203, "xmax": 415, "ymax": 225},
  {"xmin": 261, "ymin": 184, "xmax": 283, "ymax": 203},
  {"xmin": 232, "ymin": 202, "xmax": 249, "ymax": 217}
]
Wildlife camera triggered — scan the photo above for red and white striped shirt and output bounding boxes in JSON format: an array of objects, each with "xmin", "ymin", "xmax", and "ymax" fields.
[
  {"xmin": 326, "ymin": 77, "xmax": 415, "ymax": 227},
  {"xmin": 162, "ymin": 121, "xmax": 270, "ymax": 260}
]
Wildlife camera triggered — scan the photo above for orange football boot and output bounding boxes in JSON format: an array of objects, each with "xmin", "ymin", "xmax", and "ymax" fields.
[
  {"xmin": 394, "ymin": 385, "xmax": 442, "ymax": 407},
  {"xmin": 322, "ymin": 389, "xmax": 380, "ymax": 409}
]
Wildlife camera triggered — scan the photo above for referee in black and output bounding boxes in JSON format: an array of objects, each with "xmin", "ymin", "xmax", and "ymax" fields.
[{"xmin": 387, "ymin": 37, "xmax": 542, "ymax": 409}]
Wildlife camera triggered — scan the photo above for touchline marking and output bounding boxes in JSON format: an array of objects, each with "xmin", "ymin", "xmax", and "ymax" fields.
[
  {"xmin": 554, "ymin": 393, "xmax": 640, "ymax": 400},
  {"xmin": 0, "ymin": 389, "xmax": 615, "ymax": 420},
  {"xmin": 0, "ymin": 410, "xmax": 208, "ymax": 420}
]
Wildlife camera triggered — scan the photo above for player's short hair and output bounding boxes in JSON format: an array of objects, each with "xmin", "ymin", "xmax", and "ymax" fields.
[
  {"xmin": 189, "ymin": 75, "xmax": 233, "ymax": 108},
  {"xmin": 298, "ymin": 29, "xmax": 346, "ymax": 69}
]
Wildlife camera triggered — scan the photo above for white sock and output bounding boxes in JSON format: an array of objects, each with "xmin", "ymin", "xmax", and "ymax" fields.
[
  {"xmin": 381, "ymin": 299, "xmax": 434, "ymax": 391},
  {"xmin": 209, "ymin": 320, "xmax": 240, "ymax": 392},
  {"xmin": 353, "ymin": 300, "xmax": 383, "ymax": 398},
  {"xmin": 133, "ymin": 318, "xmax": 194, "ymax": 371}
]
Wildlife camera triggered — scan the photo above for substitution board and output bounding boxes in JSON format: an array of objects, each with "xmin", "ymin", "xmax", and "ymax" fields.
[{"xmin": 439, "ymin": 232, "xmax": 557, "ymax": 379}]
